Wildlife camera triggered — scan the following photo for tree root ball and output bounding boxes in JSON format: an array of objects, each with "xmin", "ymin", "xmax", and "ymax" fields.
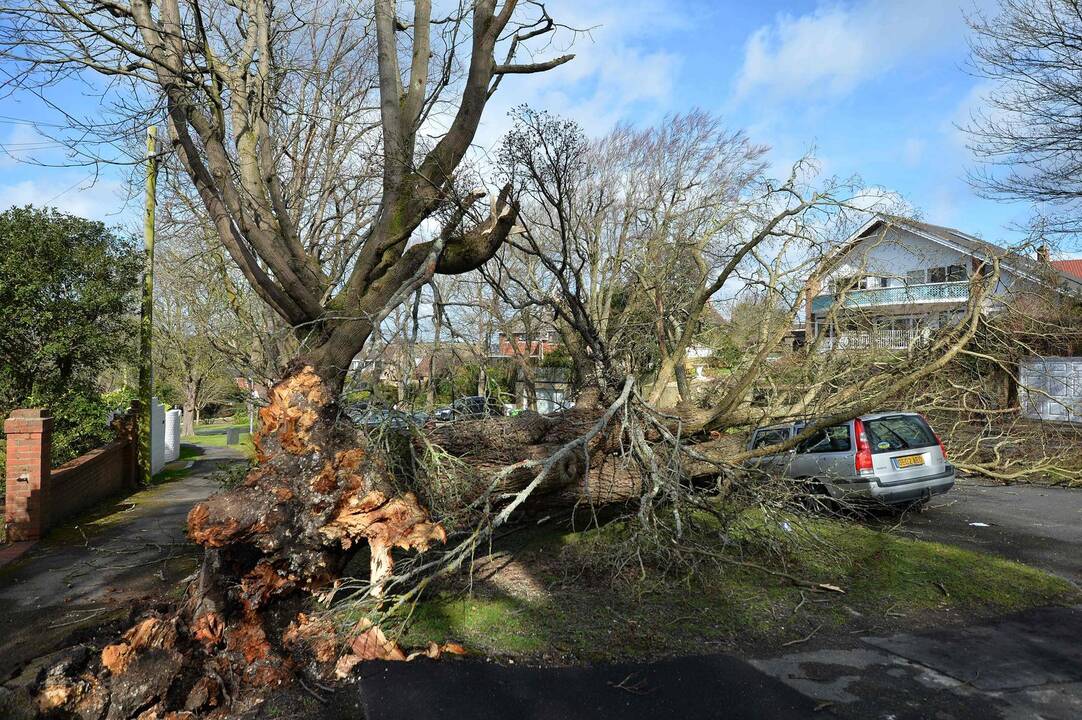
[{"xmin": 28, "ymin": 366, "xmax": 447, "ymax": 719}]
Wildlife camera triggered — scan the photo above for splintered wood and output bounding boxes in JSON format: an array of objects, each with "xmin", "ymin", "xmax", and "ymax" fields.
[{"xmin": 30, "ymin": 366, "xmax": 456, "ymax": 719}]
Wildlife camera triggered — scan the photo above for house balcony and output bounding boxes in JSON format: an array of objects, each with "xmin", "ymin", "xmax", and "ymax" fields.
[
  {"xmin": 816, "ymin": 327, "xmax": 931, "ymax": 351},
  {"xmin": 811, "ymin": 281, "xmax": 969, "ymax": 314}
]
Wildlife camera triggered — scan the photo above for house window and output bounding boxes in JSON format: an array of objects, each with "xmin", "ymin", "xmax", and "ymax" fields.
[
  {"xmin": 906, "ymin": 270, "xmax": 926, "ymax": 285},
  {"xmin": 927, "ymin": 265, "xmax": 966, "ymax": 283},
  {"xmin": 833, "ymin": 275, "xmax": 887, "ymax": 292}
]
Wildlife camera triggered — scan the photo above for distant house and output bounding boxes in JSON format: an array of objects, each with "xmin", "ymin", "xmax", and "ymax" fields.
[
  {"xmin": 805, "ymin": 214, "xmax": 1082, "ymax": 421},
  {"xmin": 490, "ymin": 322, "xmax": 560, "ymax": 360},
  {"xmin": 349, "ymin": 341, "xmax": 483, "ymax": 387}
]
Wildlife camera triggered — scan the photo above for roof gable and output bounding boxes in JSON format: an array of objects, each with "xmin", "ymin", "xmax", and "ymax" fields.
[{"xmin": 852, "ymin": 214, "xmax": 1080, "ymax": 288}]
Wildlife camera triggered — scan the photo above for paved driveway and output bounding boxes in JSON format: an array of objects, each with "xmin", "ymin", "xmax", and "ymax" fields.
[
  {"xmin": 885, "ymin": 478, "xmax": 1082, "ymax": 584},
  {"xmin": 0, "ymin": 444, "xmax": 243, "ymax": 681}
]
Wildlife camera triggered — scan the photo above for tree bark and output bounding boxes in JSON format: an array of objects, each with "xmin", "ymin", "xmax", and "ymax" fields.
[{"xmin": 181, "ymin": 399, "xmax": 195, "ymax": 437}]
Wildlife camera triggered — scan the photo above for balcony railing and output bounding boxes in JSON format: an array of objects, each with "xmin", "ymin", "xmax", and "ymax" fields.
[
  {"xmin": 811, "ymin": 281, "xmax": 969, "ymax": 314},
  {"xmin": 816, "ymin": 328, "xmax": 930, "ymax": 351}
]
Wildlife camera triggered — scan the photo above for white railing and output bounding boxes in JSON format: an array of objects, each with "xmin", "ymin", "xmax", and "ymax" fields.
[
  {"xmin": 816, "ymin": 327, "xmax": 931, "ymax": 351},
  {"xmin": 812, "ymin": 280, "xmax": 970, "ymax": 313}
]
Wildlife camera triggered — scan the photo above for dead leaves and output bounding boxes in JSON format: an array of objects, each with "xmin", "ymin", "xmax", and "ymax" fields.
[
  {"xmin": 406, "ymin": 641, "xmax": 468, "ymax": 662},
  {"xmin": 332, "ymin": 619, "xmax": 468, "ymax": 678},
  {"xmin": 348, "ymin": 620, "xmax": 406, "ymax": 662},
  {"xmin": 281, "ymin": 612, "xmax": 472, "ymax": 681},
  {"xmin": 282, "ymin": 613, "xmax": 339, "ymax": 664}
]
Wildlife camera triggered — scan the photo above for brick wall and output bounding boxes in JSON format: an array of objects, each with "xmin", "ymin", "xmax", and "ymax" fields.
[
  {"xmin": 3, "ymin": 408, "xmax": 137, "ymax": 542},
  {"xmin": 49, "ymin": 440, "xmax": 134, "ymax": 529}
]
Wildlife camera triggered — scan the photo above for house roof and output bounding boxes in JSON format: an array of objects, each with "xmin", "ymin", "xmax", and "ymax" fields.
[
  {"xmin": 859, "ymin": 214, "xmax": 1081, "ymax": 288},
  {"xmin": 1052, "ymin": 259, "xmax": 1082, "ymax": 281}
]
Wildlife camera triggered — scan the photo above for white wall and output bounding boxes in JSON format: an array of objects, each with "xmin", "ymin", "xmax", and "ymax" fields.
[
  {"xmin": 164, "ymin": 408, "xmax": 181, "ymax": 464},
  {"xmin": 150, "ymin": 397, "xmax": 165, "ymax": 475},
  {"xmin": 833, "ymin": 227, "xmax": 970, "ymax": 283},
  {"xmin": 827, "ymin": 226, "xmax": 1028, "ymax": 303}
]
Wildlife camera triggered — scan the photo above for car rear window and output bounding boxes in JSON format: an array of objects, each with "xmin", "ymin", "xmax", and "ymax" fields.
[
  {"xmin": 796, "ymin": 424, "xmax": 851, "ymax": 454},
  {"xmin": 864, "ymin": 415, "xmax": 937, "ymax": 454}
]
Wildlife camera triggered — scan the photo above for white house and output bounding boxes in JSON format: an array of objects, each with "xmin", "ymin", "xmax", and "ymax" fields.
[
  {"xmin": 807, "ymin": 215, "xmax": 1082, "ymax": 350},
  {"xmin": 805, "ymin": 214, "xmax": 1082, "ymax": 421}
]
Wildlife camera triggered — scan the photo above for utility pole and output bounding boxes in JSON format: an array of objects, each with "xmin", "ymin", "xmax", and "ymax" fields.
[{"xmin": 138, "ymin": 126, "xmax": 158, "ymax": 485}]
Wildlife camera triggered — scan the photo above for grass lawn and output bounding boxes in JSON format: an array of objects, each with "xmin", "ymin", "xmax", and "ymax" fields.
[
  {"xmin": 182, "ymin": 422, "xmax": 256, "ymax": 458},
  {"xmin": 381, "ymin": 515, "xmax": 1080, "ymax": 663}
]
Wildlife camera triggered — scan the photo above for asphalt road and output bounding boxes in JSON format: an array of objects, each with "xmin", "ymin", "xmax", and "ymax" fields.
[{"xmin": 886, "ymin": 478, "xmax": 1082, "ymax": 584}]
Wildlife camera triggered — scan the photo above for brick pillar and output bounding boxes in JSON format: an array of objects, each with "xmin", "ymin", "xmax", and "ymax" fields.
[
  {"xmin": 110, "ymin": 402, "xmax": 140, "ymax": 489},
  {"xmin": 4, "ymin": 409, "xmax": 53, "ymax": 541}
]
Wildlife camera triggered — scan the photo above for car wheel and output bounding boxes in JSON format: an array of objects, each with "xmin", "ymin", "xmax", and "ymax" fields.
[{"xmin": 796, "ymin": 478, "xmax": 836, "ymax": 515}]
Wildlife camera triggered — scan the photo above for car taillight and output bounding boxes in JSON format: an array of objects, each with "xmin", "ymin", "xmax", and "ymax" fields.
[
  {"xmin": 853, "ymin": 418, "xmax": 873, "ymax": 474},
  {"xmin": 935, "ymin": 433, "xmax": 948, "ymax": 460}
]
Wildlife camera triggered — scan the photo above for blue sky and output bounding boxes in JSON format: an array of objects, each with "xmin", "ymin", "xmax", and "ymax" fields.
[{"xmin": 0, "ymin": 0, "xmax": 1071, "ymax": 252}]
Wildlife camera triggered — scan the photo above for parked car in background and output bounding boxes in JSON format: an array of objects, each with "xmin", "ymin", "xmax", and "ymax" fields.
[
  {"xmin": 433, "ymin": 395, "xmax": 504, "ymax": 422},
  {"xmin": 345, "ymin": 404, "xmax": 425, "ymax": 430},
  {"xmin": 746, "ymin": 412, "xmax": 954, "ymax": 507}
]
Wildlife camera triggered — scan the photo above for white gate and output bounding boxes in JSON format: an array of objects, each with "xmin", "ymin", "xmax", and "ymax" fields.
[{"xmin": 1020, "ymin": 357, "xmax": 1082, "ymax": 423}]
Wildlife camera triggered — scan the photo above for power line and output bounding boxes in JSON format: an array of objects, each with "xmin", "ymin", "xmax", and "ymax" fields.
[{"xmin": 0, "ymin": 114, "xmax": 72, "ymax": 128}]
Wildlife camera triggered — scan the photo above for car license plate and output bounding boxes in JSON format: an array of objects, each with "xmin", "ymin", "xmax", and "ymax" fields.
[{"xmin": 896, "ymin": 454, "xmax": 925, "ymax": 468}]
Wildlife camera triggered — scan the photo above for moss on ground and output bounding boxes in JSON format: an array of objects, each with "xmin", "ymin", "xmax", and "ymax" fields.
[{"xmin": 391, "ymin": 516, "xmax": 1080, "ymax": 663}]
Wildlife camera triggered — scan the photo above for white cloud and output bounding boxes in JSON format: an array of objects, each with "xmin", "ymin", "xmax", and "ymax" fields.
[
  {"xmin": 0, "ymin": 124, "xmax": 47, "ymax": 167},
  {"xmin": 0, "ymin": 176, "xmax": 134, "ymax": 224},
  {"xmin": 733, "ymin": 0, "xmax": 988, "ymax": 103},
  {"xmin": 902, "ymin": 137, "xmax": 926, "ymax": 166},
  {"xmin": 472, "ymin": 0, "xmax": 688, "ymax": 151}
]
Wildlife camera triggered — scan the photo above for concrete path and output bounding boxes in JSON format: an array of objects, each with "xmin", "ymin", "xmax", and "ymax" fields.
[
  {"xmin": 0, "ymin": 444, "xmax": 243, "ymax": 681},
  {"xmin": 886, "ymin": 478, "xmax": 1082, "ymax": 583}
]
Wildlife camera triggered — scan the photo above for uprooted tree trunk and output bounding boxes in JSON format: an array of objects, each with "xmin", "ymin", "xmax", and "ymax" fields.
[
  {"xmin": 33, "ymin": 364, "xmax": 451, "ymax": 718},
  {"xmin": 31, "ymin": 361, "xmax": 647, "ymax": 719}
]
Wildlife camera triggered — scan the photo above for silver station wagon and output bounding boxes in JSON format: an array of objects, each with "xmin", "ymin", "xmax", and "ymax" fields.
[{"xmin": 746, "ymin": 412, "xmax": 955, "ymax": 506}]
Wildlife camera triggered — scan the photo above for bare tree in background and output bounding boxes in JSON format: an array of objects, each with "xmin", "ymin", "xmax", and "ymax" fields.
[
  {"xmin": 154, "ymin": 244, "xmax": 240, "ymax": 436},
  {"xmin": 492, "ymin": 107, "xmax": 869, "ymax": 405},
  {"xmin": 965, "ymin": 0, "xmax": 1082, "ymax": 237}
]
